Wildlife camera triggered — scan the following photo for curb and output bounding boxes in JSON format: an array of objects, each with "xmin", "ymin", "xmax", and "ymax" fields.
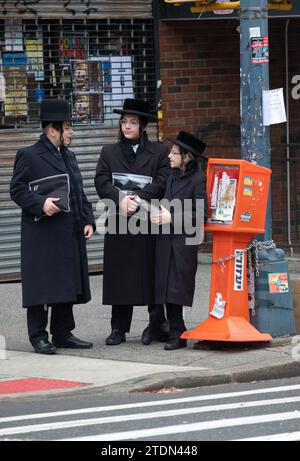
[
  {"xmin": 103, "ymin": 360, "xmax": 300, "ymax": 394},
  {"xmin": 1, "ymin": 360, "xmax": 300, "ymax": 400}
]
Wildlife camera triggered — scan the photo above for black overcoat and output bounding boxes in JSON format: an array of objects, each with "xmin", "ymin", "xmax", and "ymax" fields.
[
  {"xmin": 95, "ymin": 139, "xmax": 170, "ymax": 305},
  {"xmin": 155, "ymin": 168, "xmax": 208, "ymax": 307},
  {"xmin": 10, "ymin": 136, "xmax": 95, "ymax": 308}
]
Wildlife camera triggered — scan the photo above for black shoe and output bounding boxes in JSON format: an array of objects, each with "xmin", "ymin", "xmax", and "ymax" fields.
[
  {"xmin": 141, "ymin": 327, "xmax": 153, "ymax": 346},
  {"xmin": 53, "ymin": 334, "xmax": 93, "ymax": 349},
  {"xmin": 141, "ymin": 323, "xmax": 170, "ymax": 345},
  {"xmin": 158, "ymin": 321, "xmax": 170, "ymax": 342},
  {"xmin": 164, "ymin": 338, "xmax": 187, "ymax": 351},
  {"xmin": 33, "ymin": 339, "xmax": 56, "ymax": 355},
  {"xmin": 105, "ymin": 330, "xmax": 126, "ymax": 346}
]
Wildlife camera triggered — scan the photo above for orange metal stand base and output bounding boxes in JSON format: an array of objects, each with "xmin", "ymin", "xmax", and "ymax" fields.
[
  {"xmin": 182, "ymin": 316, "xmax": 272, "ymax": 342},
  {"xmin": 182, "ymin": 232, "xmax": 273, "ymax": 343}
]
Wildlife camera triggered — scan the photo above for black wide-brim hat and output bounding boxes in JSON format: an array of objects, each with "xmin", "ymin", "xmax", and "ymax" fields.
[
  {"xmin": 40, "ymin": 99, "xmax": 71, "ymax": 122},
  {"xmin": 167, "ymin": 131, "xmax": 207, "ymax": 159},
  {"xmin": 113, "ymin": 98, "xmax": 158, "ymax": 122}
]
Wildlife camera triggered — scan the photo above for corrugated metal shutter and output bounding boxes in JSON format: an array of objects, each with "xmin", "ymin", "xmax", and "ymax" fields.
[
  {"xmin": 0, "ymin": 13, "xmax": 158, "ymax": 281},
  {"xmin": 0, "ymin": 1, "xmax": 153, "ymax": 19}
]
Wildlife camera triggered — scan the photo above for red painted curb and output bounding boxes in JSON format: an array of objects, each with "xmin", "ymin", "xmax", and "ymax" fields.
[{"xmin": 0, "ymin": 378, "xmax": 89, "ymax": 394}]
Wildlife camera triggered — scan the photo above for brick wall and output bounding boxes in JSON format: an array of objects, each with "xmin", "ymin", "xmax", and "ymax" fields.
[{"xmin": 159, "ymin": 18, "xmax": 300, "ymax": 250}]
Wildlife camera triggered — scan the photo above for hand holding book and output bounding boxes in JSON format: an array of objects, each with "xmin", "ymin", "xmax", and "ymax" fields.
[
  {"xmin": 43, "ymin": 197, "xmax": 62, "ymax": 217},
  {"xmin": 29, "ymin": 174, "xmax": 70, "ymax": 221}
]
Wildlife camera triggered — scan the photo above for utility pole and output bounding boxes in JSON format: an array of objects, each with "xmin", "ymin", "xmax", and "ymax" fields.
[
  {"xmin": 240, "ymin": 0, "xmax": 272, "ymax": 241},
  {"xmin": 240, "ymin": 0, "xmax": 295, "ymax": 337}
]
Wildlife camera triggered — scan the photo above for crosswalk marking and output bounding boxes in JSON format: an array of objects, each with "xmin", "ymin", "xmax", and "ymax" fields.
[
  {"xmin": 1, "ymin": 383, "xmax": 300, "ymax": 425},
  {"xmin": 61, "ymin": 410, "xmax": 300, "ymax": 441},
  {"xmin": 1, "ymin": 395, "xmax": 300, "ymax": 437},
  {"xmin": 233, "ymin": 431, "xmax": 300, "ymax": 441}
]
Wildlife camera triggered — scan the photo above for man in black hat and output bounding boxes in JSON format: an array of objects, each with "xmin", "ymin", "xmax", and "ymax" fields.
[
  {"xmin": 10, "ymin": 99, "xmax": 96, "ymax": 354},
  {"xmin": 95, "ymin": 98, "xmax": 171, "ymax": 346}
]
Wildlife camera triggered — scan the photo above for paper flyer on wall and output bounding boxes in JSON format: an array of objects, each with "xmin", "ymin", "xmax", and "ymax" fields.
[{"xmin": 263, "ymin": 88, "xmax": 287, "ymax": 126}]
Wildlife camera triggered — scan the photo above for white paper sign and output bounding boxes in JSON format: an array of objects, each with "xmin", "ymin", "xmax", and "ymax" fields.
[
  {"xmin": 210, "ymin": 293, "xmax": 226, "ymax": 319},
  {"xmin": 263, "ymin": 88, "xmax": 287, "ymax": 126},
  {"xmin": 249, "ymin": 27, "xmax": 261, "ymax": 38}
]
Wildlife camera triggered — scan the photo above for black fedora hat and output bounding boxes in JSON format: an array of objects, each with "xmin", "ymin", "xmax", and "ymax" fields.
[
  {"xmin": 167, "ymin": 131, "xmax": 207, "ymax": 159},
  {"xmin": 40, "ymin": 99, "xmax": 71, "ymax": 122},
  {"xmin": 113, "ymin": 98, "xmax": 158, "ymax": 122}
]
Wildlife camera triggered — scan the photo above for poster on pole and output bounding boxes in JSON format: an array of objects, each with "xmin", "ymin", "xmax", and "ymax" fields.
[{"xmin": 251, "ymin": 36, "xmax": 269, "ymax": 64}]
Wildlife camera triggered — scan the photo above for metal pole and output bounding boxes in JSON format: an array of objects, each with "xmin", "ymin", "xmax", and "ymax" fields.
[
  {"xmin": 240, "ymin": 1, "xmax": 295, "ymax": 337},
  {"xmin": 240, "ymin": 0, "xmax": 272, "ymax": 241}
]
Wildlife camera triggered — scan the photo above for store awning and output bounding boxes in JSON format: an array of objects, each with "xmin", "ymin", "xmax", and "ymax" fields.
[{"xmin": 160, "ymin": 0, "xmax": 299, "ymax": 19}]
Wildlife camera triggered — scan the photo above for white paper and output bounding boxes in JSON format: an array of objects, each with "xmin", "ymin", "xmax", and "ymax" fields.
[
  {"xmin": 211, "ymin": 175, "xmax": 219, "ymax": 208},
  {"xmin": 263, "ymin": 88, "xmax": 287, "ymax": 126},
  {"xmin": 249, "ymin": 27, "xmax": 261, "ymax": 38},
  {"xmin": 210, "ymin": 293, "xmax": 226, "ymax": 320}
]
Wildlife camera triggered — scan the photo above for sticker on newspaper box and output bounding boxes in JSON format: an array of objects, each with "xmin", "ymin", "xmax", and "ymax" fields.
[
  {"xmin": 234, "ymin": 250, "xmax": 245, "ymax": 291},
  {"xmin": 244, "ymin": 176, "xmax": 253, "ymax": 186},
  {"xmin": 240, "ymin": 212, "xmax": 252, "ymax": 222},
  {"xmin": 268, "ymin": 273, "xmax": 289, "ymax": 294},
  {"xmin": 243, "ymin": 186, "xmax": 253, "ymax": 196}
]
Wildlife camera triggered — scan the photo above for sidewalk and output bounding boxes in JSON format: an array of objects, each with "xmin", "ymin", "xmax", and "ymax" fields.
[{"xmin": 1, "ymin": 262, "xmax": 300, "ymax": 399}]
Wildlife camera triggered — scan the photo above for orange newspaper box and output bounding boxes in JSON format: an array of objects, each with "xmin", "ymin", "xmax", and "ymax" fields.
[{"xmin": 182, "ymin": 158, "xmax": 273, "ymax": 342}]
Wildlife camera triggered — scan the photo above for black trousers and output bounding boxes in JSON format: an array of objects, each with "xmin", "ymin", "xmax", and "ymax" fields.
[
  {"xmin": 166, "ymin": 303, "xmax": 186, "ymax": 340},
  {"xmin": 27, "ymin": 303, "xmax": 75, "ymax": 346},
  {"xmin": 111, "ymin": 304, "xmax": 166, "ymax": 333}
]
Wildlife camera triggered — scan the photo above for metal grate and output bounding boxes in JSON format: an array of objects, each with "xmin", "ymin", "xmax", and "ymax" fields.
[
  {"xmin": 0, "ymin": 15, "xmax": 158, "ymax": 280},
  {"xmin": 0, "ymin": 17, "xmax": 156, "ymax": 128}
]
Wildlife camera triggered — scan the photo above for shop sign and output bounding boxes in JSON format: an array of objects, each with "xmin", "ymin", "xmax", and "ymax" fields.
[
  {"xmin": 2, "ymin": 53, "xmax": 27, "ymax": 67},
  {"xmin": 34, "ymin": 89, "xmax": 46, "ymax": 103},
  {"xmin": 59, "ymin": 35, "xmax": 87, "ymax": 60}
]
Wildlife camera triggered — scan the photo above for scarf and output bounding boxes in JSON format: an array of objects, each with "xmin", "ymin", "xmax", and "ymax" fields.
[{"xmin": 120, "ymin": 132, "xmax": 148, "ymax": 163}]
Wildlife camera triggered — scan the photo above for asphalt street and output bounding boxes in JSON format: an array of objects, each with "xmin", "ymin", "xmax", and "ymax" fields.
[{"xmin": 1, "ymin": 377, "xmax": 300, "ymax": 441}]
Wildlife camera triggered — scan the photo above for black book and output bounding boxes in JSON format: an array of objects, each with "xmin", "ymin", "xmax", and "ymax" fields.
[{"xmin": 29, "ymin": 174, "xmax": 70, "ymax": 221}]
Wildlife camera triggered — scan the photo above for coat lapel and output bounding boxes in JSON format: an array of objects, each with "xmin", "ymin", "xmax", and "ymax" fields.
[
  {"xmin": 134, "ymin": 143, "xmax": 154, "ymax": 170},
  {"xmin": 171, "ymin": 174, "xmax": 192, "ymax": 197},
  {"xmin": 38, "ymin": 139, "xmax": 67, "ymax": 174},
  {"xmin": 115, "ymin": 143, "xmax": 133, "ymax": 171}
]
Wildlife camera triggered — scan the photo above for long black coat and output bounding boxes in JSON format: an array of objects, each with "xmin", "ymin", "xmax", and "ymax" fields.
[
  {"xmin": 95, "ymin": 139, "xmax": 170, "ymax": 305},
  {"xmin": 10, "ymin": 136, "xmax": 95, "ymax": 308},
  {"xmin": 155, "ymin": 167, "xmax": 208, "ymax": 307}
]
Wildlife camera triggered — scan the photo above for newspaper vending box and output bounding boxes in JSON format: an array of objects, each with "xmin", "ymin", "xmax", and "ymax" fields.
[{"xmin": 182, "ymin": 158, "xmax": 273, "ymax": 342}]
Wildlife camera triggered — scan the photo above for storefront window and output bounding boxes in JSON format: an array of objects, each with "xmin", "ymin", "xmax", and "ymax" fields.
[{"xmin": 0, "ymin": 18, "xmax": 156, "ymax": 128}]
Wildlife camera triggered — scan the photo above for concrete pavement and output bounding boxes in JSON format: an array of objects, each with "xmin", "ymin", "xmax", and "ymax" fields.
[{"xmin": 1, "ymin": 260, "xmax": 300, "ymax": 399}]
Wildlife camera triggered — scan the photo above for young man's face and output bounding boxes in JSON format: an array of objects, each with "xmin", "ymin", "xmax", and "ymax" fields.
[
  {"xmin": 62, "ymin": 121, "xmax": 74, "ymax": 146},
  {"xmin": 121, "ymin": 114, "xmax": 141, "ymax": 140},
  {"xmin": 169, "ymin": 144, "xmax": 182, "ymax": 169}
]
